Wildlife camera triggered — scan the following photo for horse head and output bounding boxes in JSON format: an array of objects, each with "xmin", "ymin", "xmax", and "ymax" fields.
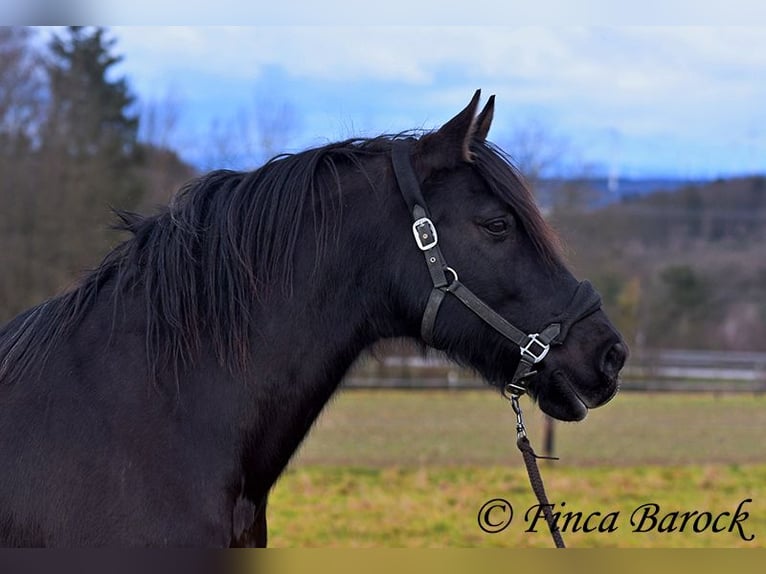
[{"xmin": 388, "ymin": 91, "xmax": 627, "ymax": 421}]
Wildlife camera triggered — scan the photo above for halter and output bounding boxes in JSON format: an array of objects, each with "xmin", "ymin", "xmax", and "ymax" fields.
[{"xmin": 391, "ymin": 140, "xmax": 603, "ymax": 398}]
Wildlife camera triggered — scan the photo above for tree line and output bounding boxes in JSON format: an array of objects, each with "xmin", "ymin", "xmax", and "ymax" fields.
[
  {"xmin": 0, "ymin": 27, "xmax": 193, "ymax": 321},
  {"xmin": 0, "ymin": 27, "xmax": 304, "ymax": 324},
  {"xmin": 551, "ymin": 176, "xmax": 766, "ymax": 351}
]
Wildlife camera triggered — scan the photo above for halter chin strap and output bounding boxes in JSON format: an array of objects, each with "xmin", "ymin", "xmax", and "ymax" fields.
[{"xmin": 391, "ymin": 140, "xmax": 602, "ymax": 395}]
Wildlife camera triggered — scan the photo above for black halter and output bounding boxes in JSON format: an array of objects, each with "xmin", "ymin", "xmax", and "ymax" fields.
[{"xmin": 391, "ymin": 140, "xmax": 603, "ymax": 396}]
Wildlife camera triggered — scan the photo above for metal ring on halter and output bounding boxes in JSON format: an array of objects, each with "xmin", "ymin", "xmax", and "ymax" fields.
[
  {"xmin": 444, "ymin": 266, "xmax": 458, "ymax": 287},
  {"xmin": 503, "ymin": 381, "xmax": 527, "ymax": 400}
]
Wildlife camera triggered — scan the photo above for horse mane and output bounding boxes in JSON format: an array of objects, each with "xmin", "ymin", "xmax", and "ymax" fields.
[{"xmin": 0, "ymin": 135, "xmax": 559, "ymax": 386}]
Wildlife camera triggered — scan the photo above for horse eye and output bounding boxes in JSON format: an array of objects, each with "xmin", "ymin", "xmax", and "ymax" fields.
[{"xmin": 483, "ymin": 218, "xmax": 510, "ymax": 236}]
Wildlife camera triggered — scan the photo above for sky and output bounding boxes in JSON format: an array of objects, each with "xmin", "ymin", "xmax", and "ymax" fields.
[{"xmin": 32, "ymin": 12, "xmax": 766, "ymax": 180}]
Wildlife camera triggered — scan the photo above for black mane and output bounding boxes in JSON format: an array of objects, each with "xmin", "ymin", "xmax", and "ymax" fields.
[{"xmin": 0, "ymin": 135, "xmax": 557, "ymax": 385}]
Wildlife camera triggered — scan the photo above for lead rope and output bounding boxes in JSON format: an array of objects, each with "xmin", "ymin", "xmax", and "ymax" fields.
[{"xmin": 506, "ymin": 389, "xmax": 566, "ymax": 548}]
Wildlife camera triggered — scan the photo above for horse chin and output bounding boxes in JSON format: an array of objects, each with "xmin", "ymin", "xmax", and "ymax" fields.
[
  {"xmin": 470, "ymin": 346, "xmax": 619, "ymax": 422},
  {"xmin": 537, "ymin": 391, "xmax": 589, "ymax": 422},
  {"xmin": 528, "ymin": 370, "xmax": 619, "ymax": 423}
]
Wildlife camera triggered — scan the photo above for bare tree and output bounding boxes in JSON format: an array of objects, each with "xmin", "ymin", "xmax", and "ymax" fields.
[
  {"xmin": 139, "ymin": 89, "xmax": 195, "ymax": 207},
  {"xmin": 0, "ymin": 27, "xmax": 43, "ymax": 143},
  {"xmin": 501, "ymin": 118, "xmax": 569, "ymax": 193},
  {"xmin": 251, "ymin": 96, "xmax": 299, "ymax": 164},
  {"xmin": 500, "ymin": 118, "xmax": 601, "ymax": 214},
  {"xmin": 202, "ymin": 94, "xmax": 301, "ymax": 171},
  {"xmin": 204, "ymin": 112, "xmax": 246, "ymax": 171},
  {"xmin": 140, "ymin": 88, "xmax": 181, "ymax": 151},
  {"xmin": 0, "ymin": 27, "xmax": 46, "ymax": 321}
]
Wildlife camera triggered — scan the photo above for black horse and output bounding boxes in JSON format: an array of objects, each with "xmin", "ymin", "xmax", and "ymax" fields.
[{"xmin": 0, "ymin": 91, "xmax": 626, "ymax": 546}]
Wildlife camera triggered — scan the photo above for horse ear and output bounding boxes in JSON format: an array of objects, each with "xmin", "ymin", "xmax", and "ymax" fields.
[
  {"xmin": 474, "ymin": 94, "xmax": 495, "ymax": 141},
  {"xmin": 416, "ymin": 89, "xmax": 482, "ymax": 175}
]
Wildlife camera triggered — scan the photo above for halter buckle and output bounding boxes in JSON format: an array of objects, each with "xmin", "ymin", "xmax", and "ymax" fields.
[
  {"xmin": 520, "ymin": 333, "xmax": 550, "ymax": 364},
  {"xmin": 412, "ymin": 217, "xmax": 438, "ymax": 251}
]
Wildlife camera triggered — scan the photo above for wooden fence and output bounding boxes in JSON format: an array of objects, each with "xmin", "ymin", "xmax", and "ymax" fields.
[{"xmin": 344, "ymin": 348, "xmax": 766, "ymax": 393}]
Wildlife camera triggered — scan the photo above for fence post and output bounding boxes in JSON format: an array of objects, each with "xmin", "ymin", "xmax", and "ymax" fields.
[{"xmin": 543, "ymin": 415, "xmax": 555, "ymax": 458}]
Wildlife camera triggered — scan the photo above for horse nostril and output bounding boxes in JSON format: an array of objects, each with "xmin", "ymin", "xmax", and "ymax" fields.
[{"xmin": 600, "ymin": 342, "xmax": 627, "ymax": 380}]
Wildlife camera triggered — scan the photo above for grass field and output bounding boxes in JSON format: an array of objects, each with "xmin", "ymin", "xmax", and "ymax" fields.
[
  {"xmin": 267, "ymin": 390, "xmax": 766, "ymax": 547},
  {"xmin": 293, "ymin": 390, "xmax": 766, "ymax": 466}
]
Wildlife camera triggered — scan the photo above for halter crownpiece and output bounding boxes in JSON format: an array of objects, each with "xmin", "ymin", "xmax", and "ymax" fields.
[{"xmin": 391, "ymin": 139, "xmax": 603, "ymax": 396}]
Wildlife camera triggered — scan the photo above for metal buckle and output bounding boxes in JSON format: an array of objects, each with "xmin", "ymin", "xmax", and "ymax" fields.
[
  {"xmin": 412, "ymin": 217, "xmax": 438, "ymax": 251},
  {"xmin": 520, "ymin": 333, "xmax": 550, "ymax": 363}
]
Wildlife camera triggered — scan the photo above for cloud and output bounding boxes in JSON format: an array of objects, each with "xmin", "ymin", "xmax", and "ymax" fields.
[
  {"xmin": 105, "ymin": 25, "xmax": 766, "ymax": 176},
  {"xmin": 113, "ymin": 26, "xmax": 766, "ymax": 99},
  {"xmin": 93, "ymin": 1, "xmax": 766, "ymax": 25}
]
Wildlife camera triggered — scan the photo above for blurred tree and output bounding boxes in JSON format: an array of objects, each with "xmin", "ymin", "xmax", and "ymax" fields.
[
  {"xmin": 501, "ymin": 119, "xmax": 604, "ymax": 213},
  {"xmin": 203, "ymin": 96, "xmax": 300, "ymax": 171},
  {"xmin": 0, "ymin": 27, "xmax": 43, "ymax": 151},
  {"xmin": 502, "ymin": 118, "xmax": 566, "ymax": 194},
  {"xmin": 616, "ymin": 276, "xmax": 642, "ymax": 350},
  {"xmin": 660, "ymin": 266, "xmax": 708, "ymax": 312},
  {"xmin": 751, "ymin": 176, "xmax": 765, "ymax": 205},
  {"xmin": 680, "ymin": 185, "xmax": 704, "ymax": 239},
  {"xmin": 139, "ymin": 89, "xmax": 196, "ymax": 206},
  {"xmin": 649, "ymin": 265, "xmax": 711, "ymax": 346},
  {"xmin": 549, "ymin": 176, "xmax": 602, "ymax": 215},
  {"xmin": 0, "ymin": 28, "xmax": 46, "ymax": 320},
  {"xmin": 0, "ymin": 27, "xmax": 146, "ymax": 322},
  {"xmin": 251, "ymin": 96, "xmax": 299, "ymax": 165},
  {"xmin": 42, "ymin": 26, "xmax": 142, "ymax": 208}
]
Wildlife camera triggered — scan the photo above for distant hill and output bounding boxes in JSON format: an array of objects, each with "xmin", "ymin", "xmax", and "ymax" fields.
[
  {"xmin": 538, "ymin": 176, "xmax": 708, "ymax": 208},
  {"xmin": 550, "ymin": 175, "xmax": 766, "ymax": 351}
]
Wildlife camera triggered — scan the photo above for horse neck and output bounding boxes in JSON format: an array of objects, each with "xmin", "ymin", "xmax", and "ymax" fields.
[
  {"xmin": 236, "ymin": 157, "xmax": 414, "ymax": 489},
  {"xmin": 250, "ymin": 166, "xmax": 407, "ymax": 389}
]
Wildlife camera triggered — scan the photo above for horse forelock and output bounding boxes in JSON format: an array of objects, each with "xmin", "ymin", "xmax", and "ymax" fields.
[{"xmin": 471, "ymin": 141, "xmax": 563, "ymax": 268}]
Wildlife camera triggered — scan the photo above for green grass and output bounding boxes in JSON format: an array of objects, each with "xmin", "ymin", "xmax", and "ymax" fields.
[
  {"xmin": 268, "ymin": 390, "xmax": 766, "ymax": 547},
  {"xmin": 292, "ymin": 390, "xmax": 766, "ymax": 466}
]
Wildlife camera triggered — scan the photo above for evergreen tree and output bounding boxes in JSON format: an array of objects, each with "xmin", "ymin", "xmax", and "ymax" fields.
[
  {"xmin": 43, "ymin": 26, "xmax": 143, "ymax": 209},
  {"xmin": 18, "ymin": 26, "xmax": 147, "ymax": 306},
  {"xmin": 45, "ymin": 27, "xmax": 137, "ymax": 156}
]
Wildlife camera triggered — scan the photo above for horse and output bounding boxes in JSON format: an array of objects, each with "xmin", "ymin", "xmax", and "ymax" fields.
[{"xmin": 0, "ymin": 91, "xmax": 626, "ymax": 546}]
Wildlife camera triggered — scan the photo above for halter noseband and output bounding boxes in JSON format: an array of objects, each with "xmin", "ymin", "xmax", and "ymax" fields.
[{"xmin": 391, "ymin": 139, "xmax": 603, "ymax": 396}]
